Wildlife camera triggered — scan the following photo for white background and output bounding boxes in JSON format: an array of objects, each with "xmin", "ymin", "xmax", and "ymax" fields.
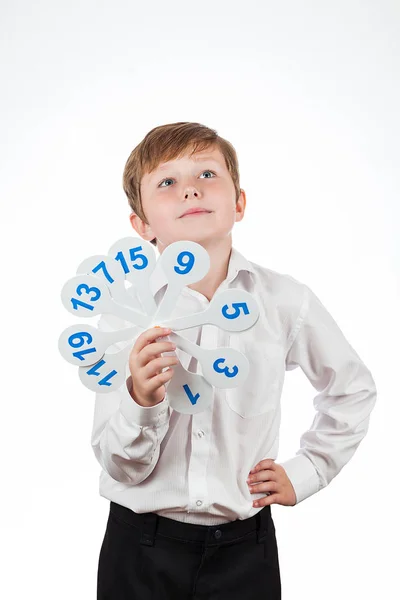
[{"xmin": 1, "ymin": 0, "xmax": 399, "ymax": 597}]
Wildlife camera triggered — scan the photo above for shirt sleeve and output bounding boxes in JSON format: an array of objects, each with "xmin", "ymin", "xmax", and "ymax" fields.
[
  {"xmin": 90, "ymin": 313, "xmax": 171, "ymax": 485},
  {"xmin": 280, "ymin": 283, "xmax": 377, "ymax": 505}
]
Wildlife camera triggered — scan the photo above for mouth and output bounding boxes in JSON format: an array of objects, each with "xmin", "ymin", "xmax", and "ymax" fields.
[{"xmin": 180, "ymin": 210, "xmax": 212, "ymax": 218}]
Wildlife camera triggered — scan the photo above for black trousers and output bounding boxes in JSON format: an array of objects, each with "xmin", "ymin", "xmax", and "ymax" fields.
[{"xmin": 97, "ymin": 501, "xmax": 281, "ymax": 599}]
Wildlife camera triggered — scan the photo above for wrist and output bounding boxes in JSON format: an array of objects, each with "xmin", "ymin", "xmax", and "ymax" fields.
[
  {"xmin": 133, "ymin": 396, "xmax": 166, "ymax": 407},
  {"xmin": 127, "ymin": 376, "xmax": 165, "ymax": 407}
]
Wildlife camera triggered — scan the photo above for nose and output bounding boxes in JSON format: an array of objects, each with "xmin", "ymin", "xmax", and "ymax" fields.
[{"xmin": 185, "ymin": 188, "xmax": 199, "ymax": 199}]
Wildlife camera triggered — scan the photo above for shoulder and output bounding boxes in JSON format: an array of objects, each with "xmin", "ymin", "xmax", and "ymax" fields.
[
  {"xmin": 246, "ymin": 260, "xmax": 309, "ymax": 342},
  {"xmin": 247, "ymin": 259, "xmax": 307, "ymax": 308}
]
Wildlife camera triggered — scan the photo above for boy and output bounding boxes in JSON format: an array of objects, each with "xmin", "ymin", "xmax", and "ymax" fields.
[{"xmin": 93, "ymin": 121, "xmax": 377, "ymax": 599}]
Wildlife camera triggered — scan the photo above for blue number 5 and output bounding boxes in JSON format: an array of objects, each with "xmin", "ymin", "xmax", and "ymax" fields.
[{"xmin": 222, "ymin": 302, "xmax": 249, "ymax": 320}]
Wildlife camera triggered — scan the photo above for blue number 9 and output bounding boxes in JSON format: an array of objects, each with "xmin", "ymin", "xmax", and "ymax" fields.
[{"xmin": 174, "ymin": 251, "xmax": 194, "ymax": 275}]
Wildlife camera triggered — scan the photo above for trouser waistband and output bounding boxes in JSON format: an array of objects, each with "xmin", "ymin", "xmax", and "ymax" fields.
[{"xmin": 109, "ymin": 501, "xmax": 271, "ymax": 547}]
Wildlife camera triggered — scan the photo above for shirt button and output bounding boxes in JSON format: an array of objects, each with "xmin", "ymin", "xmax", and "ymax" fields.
[
  {"xmin": 196, "ymin": 500, "xmax": 203, "ymax": 507},
  {"xmin": 197, "ymin": 430, "xmax": 205, "ymax": 438}
]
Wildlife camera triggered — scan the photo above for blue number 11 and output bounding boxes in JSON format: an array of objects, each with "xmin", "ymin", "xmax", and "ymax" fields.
[{"xmin": 87, "ymin": 360, "xmax": 117, "ymax": 386}]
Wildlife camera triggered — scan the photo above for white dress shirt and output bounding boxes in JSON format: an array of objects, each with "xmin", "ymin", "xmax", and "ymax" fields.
[{"xmin": 91, "ymin": 246, "xmax": 377, "ymax": 525}]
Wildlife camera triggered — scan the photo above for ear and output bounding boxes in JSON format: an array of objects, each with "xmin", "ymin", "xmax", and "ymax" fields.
[
  {"xmin": 235, "ymin": 189, "xmax": 246, "ymax": 222},
  {"xmin": 129, "ymin": 212, "xmax": 156, "ymax": 242}
]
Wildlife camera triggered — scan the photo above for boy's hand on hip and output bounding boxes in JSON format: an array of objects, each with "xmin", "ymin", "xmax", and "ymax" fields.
[{"xmin": 247, "ymin": 459, "xmax": 297, "ymax": 507}]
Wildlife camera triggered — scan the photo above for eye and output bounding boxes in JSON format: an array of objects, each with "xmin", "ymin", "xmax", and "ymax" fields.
[
  {"xmin": 158, "ymin": 170, "xmax": 216, "ymax": 188},
  {"xmin": 200, "ymin": 170, "xmax": 216, "ymax": 179}
]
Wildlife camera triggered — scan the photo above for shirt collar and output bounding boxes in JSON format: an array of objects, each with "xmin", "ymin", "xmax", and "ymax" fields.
[{"xmin": 149, "ymin": 245, "xmax": 255, "ymax": 298}]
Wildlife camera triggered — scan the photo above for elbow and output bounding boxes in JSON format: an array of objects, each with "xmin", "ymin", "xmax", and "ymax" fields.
[
  {"xmin": 94, "ymin": 446, "xmax": 160, "ymax": 486},
  {"xmin": 109, "ymin": 454, "xmax": 156, "ymax": 485},
  {"xmin": 91, "ymin": 444, "xmax": 138, "ymax": 485}
]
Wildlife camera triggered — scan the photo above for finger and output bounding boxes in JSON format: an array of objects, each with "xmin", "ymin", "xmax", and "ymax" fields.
[
  {"xmin": 145, "ymin": 364, "xmax": 176, "ymax": 393},
  {"xmin": 250, "ymin": 459, "xmax": 276, "ymax": 473},
  {"xmin": 138, "ymin": 341, "xmax": 176, "ymax": 367},
  {"xmin": 134, "ymin": 327, "xmax": 172, "ymax": 355},
  {"xmin": 248, "ymin": 469, "xmax": 277, "ymax": 484},
  {"xmin": 143, "ymin": 355, "xmax": 179, "ymax": 379},
  {"xmin": 249, "ymin": 481, "xmax": 279, "ymax": 494},
  {"xmin": 253, "ymin": 493, "xmax": 281, "ymax": 508}
]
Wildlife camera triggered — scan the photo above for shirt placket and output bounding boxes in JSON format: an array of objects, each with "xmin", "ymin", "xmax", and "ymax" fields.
[{"xmin": 186, "ymin": 294, "xmax": 217, "ymax": 513}]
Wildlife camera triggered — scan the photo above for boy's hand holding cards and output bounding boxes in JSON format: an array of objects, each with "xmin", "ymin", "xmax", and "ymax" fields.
[{"xmin": 128, "ymin": 326, "xmax": 178, "ymax": 407}]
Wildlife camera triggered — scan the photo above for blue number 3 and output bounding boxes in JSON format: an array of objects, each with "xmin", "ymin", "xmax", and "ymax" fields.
[
  {"xmin": 222, "ymin": 302, "xmax": 249, "ymax": 320},
  {"xmin": 213, "ymin": 358, "xmax": 238, "ymax": 378}
]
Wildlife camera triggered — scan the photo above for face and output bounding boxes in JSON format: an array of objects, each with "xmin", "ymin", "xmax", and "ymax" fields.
[{"xmin": 130, "ymin": 145, "xmax": 246, "ymax": 252}]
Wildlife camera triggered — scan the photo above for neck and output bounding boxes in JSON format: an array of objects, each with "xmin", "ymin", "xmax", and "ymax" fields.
[{"xmin": 186, "ymin": 237, "xmax": 233, "ymax": 302}]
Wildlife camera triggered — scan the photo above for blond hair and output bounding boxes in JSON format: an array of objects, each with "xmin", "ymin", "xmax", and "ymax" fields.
[{"xmin": 122, "ymin": 121, "xmax": 241, "ymax": 246}]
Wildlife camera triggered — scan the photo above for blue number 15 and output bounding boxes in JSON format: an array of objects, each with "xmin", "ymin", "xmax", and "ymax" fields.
[{"xmin": 115, "ymin": 246, "xmax": 148, "ymax": 274}]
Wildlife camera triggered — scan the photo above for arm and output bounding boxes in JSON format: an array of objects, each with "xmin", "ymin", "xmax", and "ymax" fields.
[
  {"xmin": 90, "ymin": 314, "xmax": 171, "ymax": 485},
  {"xmin": 280, "ymin": 284, "xmax": 377, "ymax": 504}
]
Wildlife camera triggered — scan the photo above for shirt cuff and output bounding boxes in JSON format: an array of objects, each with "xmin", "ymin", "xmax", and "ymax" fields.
[
  {"xmin": 279, "ymin": 454, "xmax": 322, "ymax": 505},
  {"xmin": 119, "ymin": 377, "xmax": 170, "ymax": 427}
]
